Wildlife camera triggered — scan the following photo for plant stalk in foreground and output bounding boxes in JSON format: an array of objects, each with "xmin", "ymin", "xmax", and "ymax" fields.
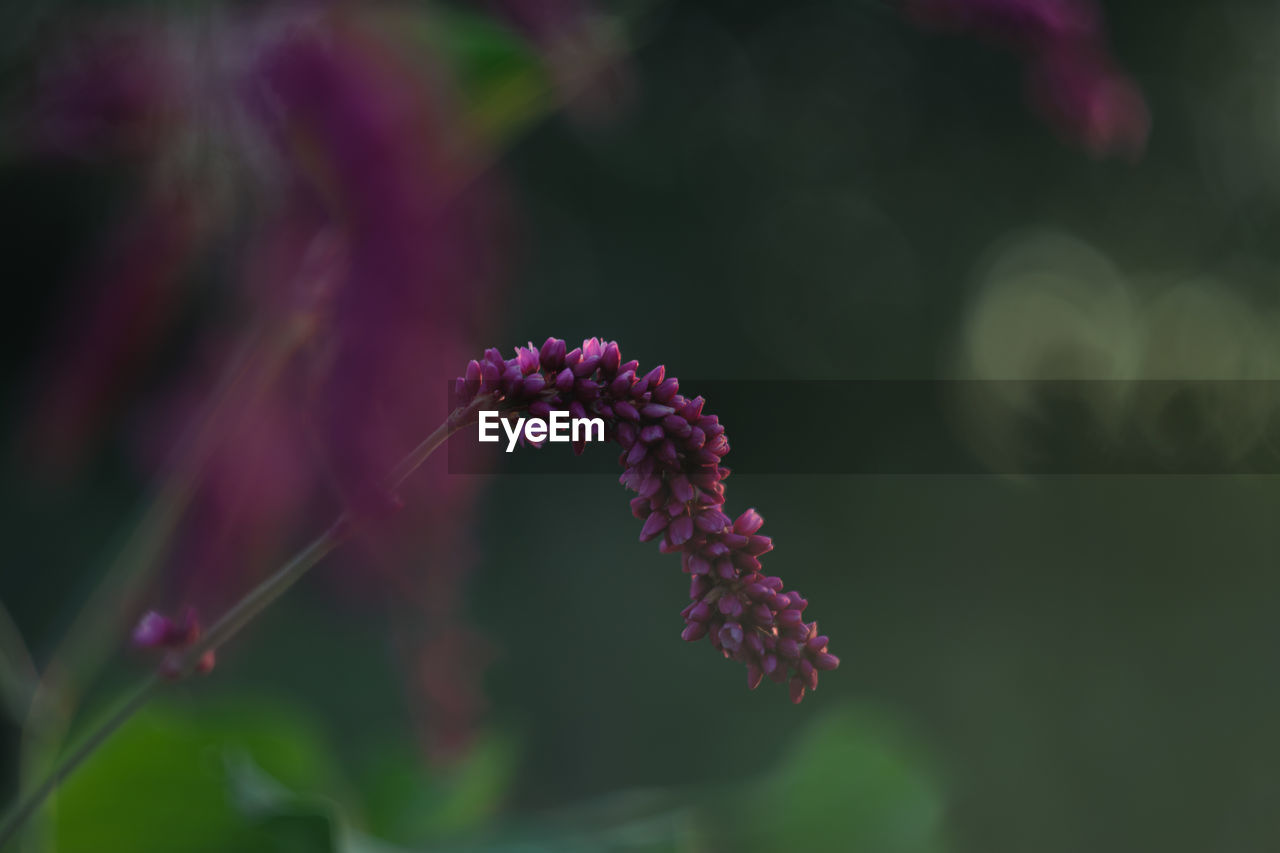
[
  {"xmin": 2, "ymin": 335, "xmax": 844, "ymax": 847},
  {"xmin": 0, "ymin": 397, "xmax": 487, "ymax": 849}
]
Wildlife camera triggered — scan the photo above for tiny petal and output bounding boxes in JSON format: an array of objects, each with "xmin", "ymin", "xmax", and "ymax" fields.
[
  {"xmin": 653, "ymin": 377, "xmax": 679, "ymax": 403},
  {"xmin": 540, "ymin": 337, "xmax": 566, "ymax": 368},
  {"xmin": 601, "ymin": 342, "xmax": 621, "ymax": 374},
  {"xmin": 718, "ymin": 595, "xmax": 743, "ymax": 619},
  {"xmin": 480, "ymin": 360, "xmax": 501, "ymax": 388},
  {"xmin": 521, "ymin": 373, "xmax": 547, "ymax": 396},
  {"xmin": 637, "ymin": 475, "xmax": 663, "ymax": 498},
  {"xmin": 610, "ymin": 370, "xmax": 636, "ymax": 396},
  {"xmin": 639, "ymin": 512, "xmax": 669, "ymax": 541},
  {"xmin": 655, "ymin": 440, "xmax": 678, "ymax": 465},
  {"xmin": 733, "ymin": 509, "xmax": 765, "ymax": 535},
  {"xmin": 670, "ymin": 475, "xmax": 695, "ymax": 503},
  {"xmin": 682, "ymin": 622, "xmax": 709, "ymax": 642},
  {"xmin": 777, "ymin": 609, "xmax": 804, "ymax": 628},
  {"xmin": 694, "ymin": 512, "xmax": 726, "ymax": 533},
  {"xmin": 717, "ymin": 622, "xmax": 744, "ymax": 652},
  {"xmin": 132, "ymin": 611, "xmax": 172, "ymax": 648},
  {"xmin": 668, "ymin": 514, "xmax": 695, "ymax": 545},
  {"xmin": 681, "ymin": 396, "xmax": 705, "ymax": 419},
  {"xmin": 813, "ymin": 652, "xmax": 840, "ymax": 671},
  {"xmin": 626, "ymin": 442, "xmax": 648, "ymax": 467},
  {"xmin": 662, "ymin": 414, "xmax": 692, "ymax": 438},
  {"xmin": 517, "ymin": 346, "xmax": 540, "ymax": 374}
]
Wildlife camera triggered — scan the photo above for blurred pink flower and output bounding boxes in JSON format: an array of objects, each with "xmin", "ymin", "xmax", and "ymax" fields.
[
  {"xmin": 15, "ymin": 3, "xmax": 589, "ymax": 758},
  {"xmin": 23, "ymin": 192, "xmax": 205, "ymax": 474},
  {"xmin": 906, "ymin": 0, "xmax": 1149, "ymax": 158}
]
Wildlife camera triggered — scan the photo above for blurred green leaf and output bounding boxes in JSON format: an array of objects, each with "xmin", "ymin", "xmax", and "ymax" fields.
[
  {"xmin": 389, "ymin": 4, "xmax": 552, "ymax": 143},
  {"xmin": 737, "ymin": 701, "xmax": 947, "ymax": 850},
  {"xmin": 359, "ymin": 730, "xmax": 518, "ymax": 843},
  {"xmin": 359, "ymin": 705, "xmax": 947, "ymax": 853},
  {"xmin": 224, "ymin": 750, "xmax": 341, "ymax": 852},
  {"xmin": 47, "ymin": 699, "xmax": 348, "ymax": 853},
  {"xmin": 713, "ymin": 706, "xmax": 949, "ymax": 853}
]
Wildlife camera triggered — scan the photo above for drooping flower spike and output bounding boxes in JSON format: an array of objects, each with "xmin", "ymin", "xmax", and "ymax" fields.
[{"xmin": 454, "ymin": 338, "xmax": 839, "ymax": 702}]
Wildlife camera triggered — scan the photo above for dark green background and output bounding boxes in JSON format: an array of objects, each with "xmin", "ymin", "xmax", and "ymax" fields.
[{"xmin": 4, "ymin": 1, "xmax": 1280, "ymax": 850}]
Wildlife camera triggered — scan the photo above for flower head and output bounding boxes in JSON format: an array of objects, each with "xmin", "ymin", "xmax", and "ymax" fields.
[
  {"xmin": 455, "ymin": 338, "xmax": 839, "ymax": 701},
  {"xmin": 132, "ymin": 607, "xmax": 215, "ymax": 679}
]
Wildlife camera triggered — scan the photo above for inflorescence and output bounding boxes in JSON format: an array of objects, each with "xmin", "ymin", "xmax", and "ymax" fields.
[
  {"xmin": 454, "ymin": 337, "xmax": 839, "ymax": 702},
  {"xmin": 133, "ymin": 606, "xmax": 215, "ymax": 679}
]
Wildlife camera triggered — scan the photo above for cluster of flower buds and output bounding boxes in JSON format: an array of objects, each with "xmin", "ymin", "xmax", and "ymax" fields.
[
  {"xmin": 455, "ymin": 338, "xmax": 838, "ymax": 702},
  {"xmin": 132, "ymin": 606, "xmax": 215, "ymax": 680}
]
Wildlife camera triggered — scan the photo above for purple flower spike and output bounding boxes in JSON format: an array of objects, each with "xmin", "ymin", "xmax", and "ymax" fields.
[{"xmin": 452, "ymin": 338, "xmax": 839, "ymax": 701}]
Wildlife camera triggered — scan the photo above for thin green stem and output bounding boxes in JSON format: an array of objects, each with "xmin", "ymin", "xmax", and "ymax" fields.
[
  {"xmin": 0, "ymin": 399, "xmax": 486, "ymax": 849},
  {"xmin": 0, "ymin": 677, "xmax": 156, "ymax": 851}
]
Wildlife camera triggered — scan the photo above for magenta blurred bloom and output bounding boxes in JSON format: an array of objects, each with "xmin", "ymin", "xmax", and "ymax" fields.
[
  {"xmin": 131, "ymin": 611, "xmax": 178, "ymax": 648},
  {"xmin": 905, "ymin": 0, "xmax": 1149, "ymax": 158},
  {"xmin": 455, "ymin": 338, "xmax": 839, "ymax": 702},
  {"xmin": 23, "ymin": 7, "xmax": 510, "ymax": 757}
]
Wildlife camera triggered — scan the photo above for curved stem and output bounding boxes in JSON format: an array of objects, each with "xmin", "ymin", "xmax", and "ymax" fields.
[{"xmin": 0, "ymin": 398, "xmax": 487, "ymax": 848}]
